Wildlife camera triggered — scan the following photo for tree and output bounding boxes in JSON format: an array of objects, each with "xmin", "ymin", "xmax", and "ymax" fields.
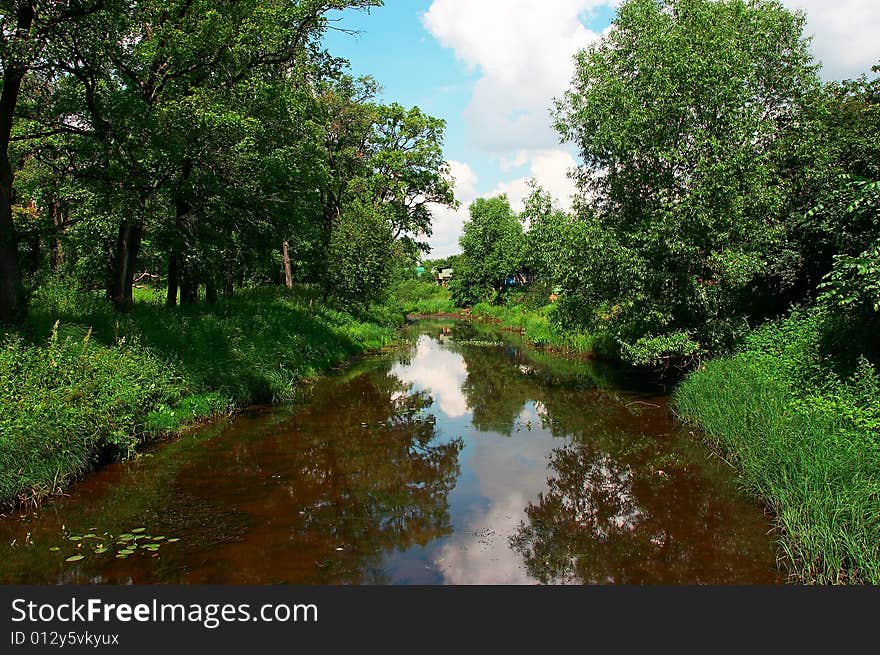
[
  {"xmin": 312, "ymin": 76, "xmax": 455, "ymax": 297},
  {"xmin": 9, "ymin": 0, "xmax": 382, "ymax": 311},
  {"xmin": 0, "ymin": 0, "xmax": 109, "ymax": 323},
  {"xmin": 451, "ymin": 195, "xmax": 525, "ymax": 306},
  {"xmin": 323, "ymin": 198, "xmax": 394, "ymax": 305},
  {"xmin": 553, "ymin": 0, "xmax": 824, "ymax": 364}
]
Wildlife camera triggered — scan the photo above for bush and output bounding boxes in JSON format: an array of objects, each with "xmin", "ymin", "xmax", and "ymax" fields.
[
  {"xmin": 391, "ymin": 277, "xmax": 457, "ymax": 314},
  {"xmin": 0, "ymin": 325, "xmax": 186, "ymax": 503}
]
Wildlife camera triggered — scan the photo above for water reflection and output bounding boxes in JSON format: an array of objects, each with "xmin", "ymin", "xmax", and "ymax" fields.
[
  {"xmin": 510, "ymin": 434, "xmax": 780, "ymax": 584},
  {"xmin": 435, "ymin": 402, "xmax": 558, "ymax": 584},
  {"xmin": 391, "ymin": 335, "xmax": 469, "ymax": 418},
  {"xmin": 0, "ymin": 321, "xmax": 781, "ymax": 584}
]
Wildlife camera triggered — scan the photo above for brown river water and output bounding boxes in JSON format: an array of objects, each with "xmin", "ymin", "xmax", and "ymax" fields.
[{"xmin": 0, "ymin": 320, "xmax": 782, "ymax": 584}]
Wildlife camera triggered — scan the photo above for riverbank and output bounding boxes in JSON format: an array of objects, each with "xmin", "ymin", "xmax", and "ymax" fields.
[
  {"xmin": 675, "ymin": 310, "xmax": 880, "ymax": 584},
  {"xmin": 0, "ymin": 281, "xmax": 401, "ymax": 508},
  {"xmin": 460, "ymin": 290, "xmax": 880, "ymax": 584},
  {"xmin": 469, "ymin": 300, "xmax": 605, "ymax": 355}
]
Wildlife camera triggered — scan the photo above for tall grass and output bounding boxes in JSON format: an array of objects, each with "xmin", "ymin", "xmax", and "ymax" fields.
[
  {"xmin": 0, "ymin": 280, "xmax": 401, "ymax": 507},
  {"xmin": 392, "ymin": 277, "xmax": 458, "ymax": 315},
  {"xmin": 675, "ymin": 310, "xmax": 880, "ymax": 584},
  {"xmin": 470, "ymin": 298, "xmax": 606, "ymax": 355}
]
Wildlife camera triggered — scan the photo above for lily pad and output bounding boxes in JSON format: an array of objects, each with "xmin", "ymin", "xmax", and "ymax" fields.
[
  {"xmin": 131, "ymin": 528, "xmax": 146, "ymax": 534},
  {"xmin": 65, "ymin": 555, "xmax": 84, "ymax": 563},
  {"xmin": 49, "ymin": 547, "xmax": 60, "ymax": 552}
]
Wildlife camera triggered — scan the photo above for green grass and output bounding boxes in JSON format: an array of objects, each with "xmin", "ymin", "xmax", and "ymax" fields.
[
  {"xmin": 470, "ymin": 299, "xmax": 605, "ymax": 355},
  {"xmin": 0, "ymin": 280, "xmax": 401, "ymax": 507},
  {"xmin": 675, "ymin": 309, "xmax": 880, "ymax": 584},
  {"xmin": 392, "ymin": 278, "xmax": 458, "ymax": 315}
]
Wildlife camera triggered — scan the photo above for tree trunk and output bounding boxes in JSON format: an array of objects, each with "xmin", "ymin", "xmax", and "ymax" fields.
[
  {"xmin": 0, "ymin": 5, "xmax": 33, "ymax": 325},
  {"xmin": 168, "ymin": 160, "xmax": 193, "ymax": 308},
  {"xmin": 166, "ymin": 251, "xmax": 179, "ymax": 307},
  {"xmin": 49, "ymin": 202, "xmax": 65, "ymax": 270},
  {"xmin": 223, "ymin": 255, "xmax": 235, "ymax": 297},
  {"xmin": 283, "ymin": 240, "xmax": 293, "ymax": 289},
  {"xmin": 26, "ymin": 233, "xmax": 40, "ymax": 274},
  {"xmin": 180, "ymin": 260, "xmax": 198, "ymax": 305},
  {"xmin": 124, "ymin": 222, "xmax": 142, "ymax": 305},
  {"xmin": 205, "ymin": 277, "xmax": 218, "ymax": 304},
  {"xmin": 109, "ymin": 220, "xmax": 142, "ymax": 312}
]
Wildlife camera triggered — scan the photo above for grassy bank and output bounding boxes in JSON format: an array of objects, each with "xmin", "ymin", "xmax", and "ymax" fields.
[
  {"xmin": 392, "ymin": 278, "xmax": 459, "ymax": 315},
  {"xmin": 469, "ymin": 295, "xmax": 607, "ymax": 356},
  {"xmin": 0, "ymin": 281, "xmax": 401, "ymax": 507},
  {"xmin": 675, "ymin": 310, "xmax": 880, "ymax": 584}
]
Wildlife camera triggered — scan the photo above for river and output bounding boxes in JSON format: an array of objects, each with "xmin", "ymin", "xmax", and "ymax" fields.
[{"xmin": 0, "ymin": 319, "xmax": 782, "ymax": 584}]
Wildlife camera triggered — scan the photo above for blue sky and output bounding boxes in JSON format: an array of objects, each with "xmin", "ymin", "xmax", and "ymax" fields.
[{"xmin": 324, "ymin": 1, "xmax": 878, "ymax": 257}]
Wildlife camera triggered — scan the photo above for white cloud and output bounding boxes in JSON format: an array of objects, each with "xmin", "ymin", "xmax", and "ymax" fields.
[
  {"xmin": 435, "ymin": 402, "xmax": 562, "ymax": 584},
  {"xmin": 422, "ymin": 1, "xmax": 611, "ymax": 256},
  {"xmin": 423, "ymin": 0, "xmax": 878, "ymax": 257},
  {"xmin": 428, "ymin": 160, "xmax": 477, "ymax": 258},
  {"xmin": 390, "ymin": 335, "xmax": 470, "ymax": 418},
  {"xmin": 423, "ymin": 0, "xmax": 612, "ymax": 155},
  {"xmin": 489, "ymin": 149, "xmax": 578, "ymax": 212},
  {"xmin": 782, "ymin": 1, "xmax": 879, "ymax": 80},
  {"xmin": 428, "ymin": 151, "xmax": 577, "ymax": 256}
]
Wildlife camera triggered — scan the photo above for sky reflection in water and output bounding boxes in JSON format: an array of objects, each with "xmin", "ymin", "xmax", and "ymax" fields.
[{"xmin": 0, "ymin": 322, "xmax": 781, "ymax": 585}]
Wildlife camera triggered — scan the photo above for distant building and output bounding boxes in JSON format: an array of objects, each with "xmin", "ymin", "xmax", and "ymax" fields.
[{"xmin": 435, "ymin": 268, "xmax": 454, "ymax": 287}]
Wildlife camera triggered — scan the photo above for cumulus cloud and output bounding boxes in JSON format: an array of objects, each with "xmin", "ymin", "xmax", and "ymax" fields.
[
  {"xmin": 435, "ymin": 402, "xmax": 560, "ymax": 584},
  {"xmin": 390, "ymin": 335, "xmax": 470, "ymax": 418},
  {"xmin": 423, "ymin": 0, "xmax": 612, "ymax": 155},
  {"xmin": 428, "ymin": 160, "xmax": 477, "ymax": 258},
  {"xmin": 782, "ymin": 1, "xmax": 879, "ymax": 80},
  {"xmin": 489, "ymin": 149, "xmax": 579, "ymax": 212},
  {"xmin": 422, "ymin": 1, "xmax": 612, "ymax": 256},
  {"xmin": 422, "ymin": 0, "xmax": 877, "ymax": 256},
  {"xmin": 428, "ymin": 151, "xmax": 578, "ymax": 256}
]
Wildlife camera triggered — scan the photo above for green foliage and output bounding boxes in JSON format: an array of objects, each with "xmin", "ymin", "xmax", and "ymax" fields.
[
  {"xmin": 324, "ymin": 201, "xmax": 396, "ymax": 305},
  {"xmin": 451, "ymin": 196, "xmax": 526, "ymax": 306},
  {"xmin": 814, "ymin": 176, "xmax": 880, "ymax": 318},
  {"xmin": 549, "ymin": 0, "xmax": 825, "ymax": 364},
  {"xmin": 470, "ymin": 297, "xmax": 605, "ymax": 356},
  {"xmin": 0, "ymin": 324, "xmax": 185, "ymax": 504},
  {"xmin": 675, "ymin": 309, "xmax": 880, "ymax": 583},
  {"xmin": 0, "ymin": 281, "xmax": 399, "ymax": 506},
  {"xmin": 820, "ymin": 241, "xmax": 880, "ymax": 315},
  {"xmin": 391, "ymin": 277, "xmax": 457, "ymax": 315}
]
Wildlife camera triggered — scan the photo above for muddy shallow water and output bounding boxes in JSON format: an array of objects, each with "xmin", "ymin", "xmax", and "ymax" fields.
[{"xmin": 0, "ymin": 320, "xmax": 782, "ymax": 584}]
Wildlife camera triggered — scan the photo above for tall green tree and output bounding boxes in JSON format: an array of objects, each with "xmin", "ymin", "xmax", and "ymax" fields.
[
  {"xmin": 451, "ymin": 195, "xmax": 525, "ymax": 306},
  {"xmin": 0, "ymin": 0, "xmax": 109, "ymax": 323},
  {"xmin": 553, "ymin": 0, "xmax": 824, "ymax": 364}
]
